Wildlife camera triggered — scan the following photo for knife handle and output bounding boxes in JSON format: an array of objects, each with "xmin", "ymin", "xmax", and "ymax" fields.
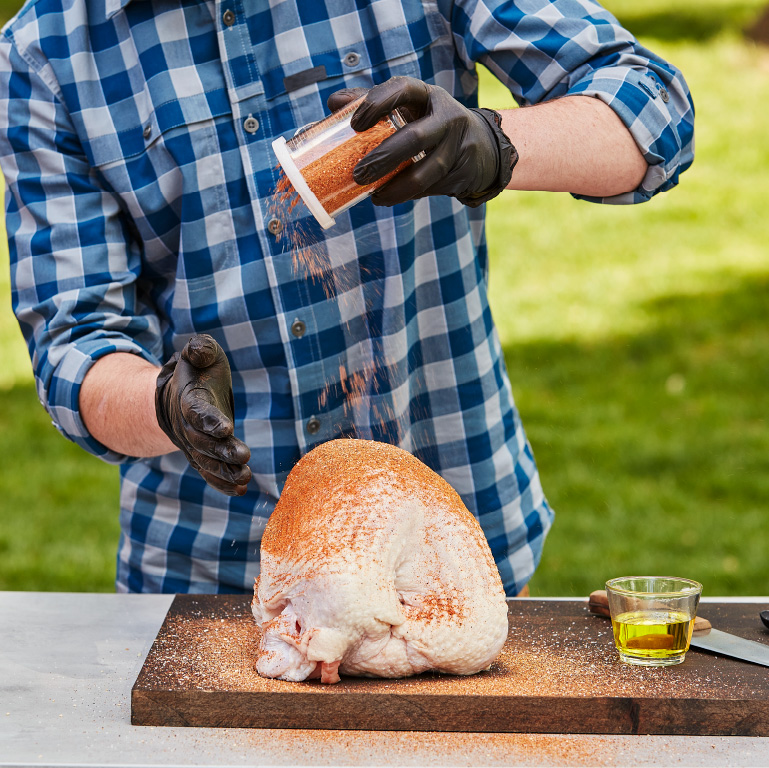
[{"xmin": 588, "ymin": 589, "xmax": 711, "ymax": 632}]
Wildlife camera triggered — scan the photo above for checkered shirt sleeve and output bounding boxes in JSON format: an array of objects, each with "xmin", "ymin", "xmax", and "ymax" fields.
[
  {"xmin": 450, "ymin": 0, "xmax": 694, "ymax": 203},
  {"xmin": 0, "ymin": 33, "xmax": 164, "ymax": 457}
]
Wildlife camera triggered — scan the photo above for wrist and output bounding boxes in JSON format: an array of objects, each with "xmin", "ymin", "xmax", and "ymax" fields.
[{"xmin": 457, "ymin": 108, "xmax": 519, "ymax": 207}]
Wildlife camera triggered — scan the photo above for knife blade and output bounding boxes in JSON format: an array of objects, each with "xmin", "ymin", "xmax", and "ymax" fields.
[{"xmin": 588, "ymin": 589, "xmax": 769, "ymax": 668}]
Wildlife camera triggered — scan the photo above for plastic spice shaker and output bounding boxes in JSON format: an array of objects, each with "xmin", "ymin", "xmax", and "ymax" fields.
[{"xmin": 272, "ymin": 96, "xmax": 418, "ymax": 229}]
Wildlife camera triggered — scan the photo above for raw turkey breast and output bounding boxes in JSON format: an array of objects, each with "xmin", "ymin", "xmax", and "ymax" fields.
[{"xmin": 252, "ymin": 439, "xmax": 509, "ymax": 684}]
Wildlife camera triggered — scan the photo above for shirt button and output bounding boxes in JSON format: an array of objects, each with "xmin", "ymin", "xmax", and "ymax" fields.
[
  {"xmin": 343, "ymin": 51, "xmax": 361, "ymax": 67},
  {"xmin": 290, "ymin": 319, "xmax": 306, "ymax": 338},
  {"xmin": 143, "ymin": 123, "xmax": 152, "ymax": 140},
  {"xmin": 243, "ymin": 116, "xmax": 259, "ymax": 134},
  {"xmin": 659, "ymin": 88, "xmax": 670, "ymax": 103},
  {"xmin": 306, "ymin": 416, "xmax": 321, "ymax": 435},
  {"xmin": 267, "ymin": 218, "xmax": 283, "ymax": 236},
  {"xmin": 222, "ymin": 9, "xmax": 235, "ymax": 26}
]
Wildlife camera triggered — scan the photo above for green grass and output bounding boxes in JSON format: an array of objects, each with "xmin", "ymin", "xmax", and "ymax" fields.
[
  {"xmin": 483, "ymin": 1, "xmax": 769, "ymax": 596},
  {"xmin": 0, "ymin": 388, "xmax": 120, "ymax": 591},
  {"xmin": 1, "ymin": 0, "xmax": 768, "ymax": 594}
]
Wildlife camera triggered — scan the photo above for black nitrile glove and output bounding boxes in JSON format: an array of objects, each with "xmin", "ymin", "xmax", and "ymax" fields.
[
  {"xmin": 155, "ymin": 334, "xmax": 252, "ymax": 496},
  {"xmin": 327, "ymin": 87, "xmax": 369, "ymax": 112},
  {"xmin": 329, "ymin": 77, "xmax": 518, "ymax": 207}
]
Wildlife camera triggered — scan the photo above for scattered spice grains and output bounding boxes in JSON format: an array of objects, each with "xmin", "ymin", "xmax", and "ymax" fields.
[
  {"xmin": 236, "ymin": 729, "xmax": 627, "ymax": 767},
  {"xmin": 269, "ymin": 168, "xmax": 330, "ymax": 288},
  {"xmin": 134, "ymin": 598, "xmax": 769, "ymax": 765},
  {"xmin": 269, "ymin": 166, "xmax": 418, "ymax": 446},
  {"xmin": 137, "ymin": 597, "xmax": 741, "ymax": 702}
]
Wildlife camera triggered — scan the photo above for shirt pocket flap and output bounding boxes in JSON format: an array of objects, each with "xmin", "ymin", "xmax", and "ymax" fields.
[
  {"xmin": 259, "ymin": 0, "xmax": 438, "ymax": 101},
  {"xmin": 85, "ymin": 89, "xmax": 233, "ymax": 167}
]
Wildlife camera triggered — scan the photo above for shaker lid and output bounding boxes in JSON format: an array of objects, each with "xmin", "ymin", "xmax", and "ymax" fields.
[{"xmin": 271, "ymin": 136, "xmax": 336, "ymax": 230}]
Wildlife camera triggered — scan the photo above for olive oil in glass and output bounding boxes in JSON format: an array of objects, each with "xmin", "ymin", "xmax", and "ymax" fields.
[{"xmin": 612, "ymin": 609, "xmax": 695, "ymax": 666}]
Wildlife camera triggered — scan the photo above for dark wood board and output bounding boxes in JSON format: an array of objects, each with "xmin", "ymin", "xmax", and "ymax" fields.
[{"xmin": 131, "ymin": 596, "xmax": 769, "ymax": 735}]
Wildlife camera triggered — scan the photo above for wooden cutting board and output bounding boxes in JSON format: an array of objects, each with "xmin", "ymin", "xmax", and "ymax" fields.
[{"xmin": 131, "ymin": 596, "xmax": 769, "ymax": 735}]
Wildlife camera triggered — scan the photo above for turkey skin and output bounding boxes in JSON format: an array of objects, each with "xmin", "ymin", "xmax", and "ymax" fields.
[{"xmin": 252, "ymin": 439, "xmax": 509, "ymax": 684}]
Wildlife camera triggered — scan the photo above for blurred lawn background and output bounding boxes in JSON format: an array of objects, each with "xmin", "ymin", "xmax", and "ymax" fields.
[{"xmin": 1, "ymin": 0, "xmax": 767, "ymax": 594}]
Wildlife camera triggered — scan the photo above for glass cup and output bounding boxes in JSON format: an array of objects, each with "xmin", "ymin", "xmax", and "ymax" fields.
[{"xmin": 605, "ymin": 576, "xmax": 703, "ymax": 667}]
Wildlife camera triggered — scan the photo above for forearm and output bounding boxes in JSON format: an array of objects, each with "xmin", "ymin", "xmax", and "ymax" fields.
[
  {"xmin": 500, "ymin": 95, "xmax": 647, "ymax": 198},
  {"xmin": 80, "ymin": 353, "xmax": 175, "ymax": 457}
]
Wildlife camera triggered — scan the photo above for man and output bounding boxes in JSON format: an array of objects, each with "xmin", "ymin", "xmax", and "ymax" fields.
[{"xmin": 0, "ymin": 0, "xmax": 693, "ymax": 595}]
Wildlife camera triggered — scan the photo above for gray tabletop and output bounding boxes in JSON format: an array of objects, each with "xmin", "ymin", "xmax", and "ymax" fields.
[{"xmin": 1, "ymin": 592, "xmax": 768, "ymax": 768}]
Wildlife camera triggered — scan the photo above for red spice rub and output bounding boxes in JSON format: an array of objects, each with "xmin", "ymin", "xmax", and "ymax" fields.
[
  {"xmin": 299, "ymin": 119, "xmax": 411, "ymax": 214},
  {"xmin": 260, "ymin": 438, "xmax": 487, "ymax": 566}
]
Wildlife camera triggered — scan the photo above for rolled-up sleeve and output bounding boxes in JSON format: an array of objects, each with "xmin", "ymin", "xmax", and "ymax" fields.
[
  {"xmin": 0, "ymin": 35, "xmax": 163, "ymax": 462},
  {"xmin": 451, "ymin": 0, "xmax": 695, "ymax": 203}
]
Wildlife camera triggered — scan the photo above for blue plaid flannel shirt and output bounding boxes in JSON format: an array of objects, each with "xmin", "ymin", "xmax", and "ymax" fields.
[{"xmin": 0, "ymin": 0, "xmax": 693, "ymax": 594}]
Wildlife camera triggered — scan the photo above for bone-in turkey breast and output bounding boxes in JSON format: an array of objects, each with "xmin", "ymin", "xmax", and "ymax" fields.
[{"xmin": 252, "ymin": 439, "xmax": 509, "ymax": 684}]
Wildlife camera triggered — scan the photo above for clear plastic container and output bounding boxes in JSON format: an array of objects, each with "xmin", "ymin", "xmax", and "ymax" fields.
[{"xmin": 272, "ymin": 96, "xmax": 415, "ymax": 229}]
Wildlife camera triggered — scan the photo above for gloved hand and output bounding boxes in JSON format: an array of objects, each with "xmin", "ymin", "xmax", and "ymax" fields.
[
  {"xmin": 155, "ymin": 334, "xmax": 252, "ymax": 496},
  {"xmin": 328, "ymin": 77, "xmax": 518, "ymax": 207}
]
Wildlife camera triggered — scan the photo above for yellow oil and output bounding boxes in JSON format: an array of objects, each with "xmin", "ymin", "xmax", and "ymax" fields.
[{"xmin": 611, "ymin": 609, "xmax": 694, "ymax": 664}]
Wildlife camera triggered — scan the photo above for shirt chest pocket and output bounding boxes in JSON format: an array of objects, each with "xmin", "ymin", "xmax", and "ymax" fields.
[
  {"xmin": 84, "ymin": 0, "xmax": 235, "ymax": 200},
  {"xmin": 256, "ymin": 0, "xmax": 447, "ymax": 130},
  {"xmin": 84, "ymin": 89, "xmax": 239, "ymax": 269},
  {"xmin": 86, "ymin": 88, "xmax": 233, "ymax": 194}
]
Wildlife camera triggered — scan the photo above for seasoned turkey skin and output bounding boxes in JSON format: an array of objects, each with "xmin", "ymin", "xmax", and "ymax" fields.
[{"xmin": 252, "ymin": 439, "xmax": 509, "ymax": 684}]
